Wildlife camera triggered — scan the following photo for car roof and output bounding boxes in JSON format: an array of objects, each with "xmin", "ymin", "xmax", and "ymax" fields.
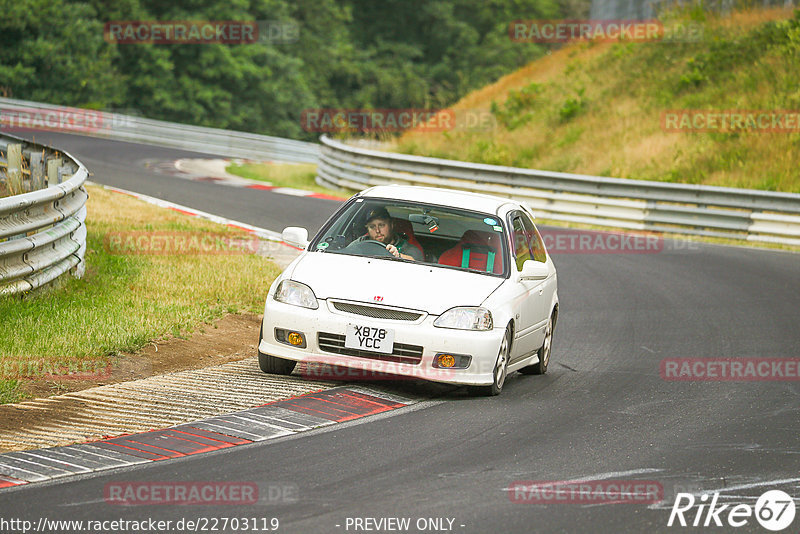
[{"xmin": 358, "ymin": 185, "xmax": 518, "ymax": 214}]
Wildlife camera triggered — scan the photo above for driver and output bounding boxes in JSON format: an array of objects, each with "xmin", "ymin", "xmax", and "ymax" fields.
[{"xmin": 355, "ymin": 207, "xmax": 423, "ymax": 261}]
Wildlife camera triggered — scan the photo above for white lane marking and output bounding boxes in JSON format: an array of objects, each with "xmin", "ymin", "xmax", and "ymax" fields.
[
  {"xmin": 270, "ymin": 187, "xmax": 313, "ymax": 196},
  {"xmin": 60, "ymin": 498, "xmax": 106, "ymax": 507},
  {"xmin": 683, "ymin": 476, "xmax": 800, "ymax": 495},
  {"xmin": 87, "ymin": 181, "xmax": 284, "ymax": 241},
  {"xmin": 14, "ymin": 452, "xmax": 92, "ymax": 472},
  {"xmin": 706, "ymin": 494, "xmax": 800, "ymax": 501},
  {"xmin": 501, "ymin": 467, "xmax": 664, "ymax": 491},
  {"xmin": 500, "ymin": 468, "xmax": 666, "ymax": 506}
]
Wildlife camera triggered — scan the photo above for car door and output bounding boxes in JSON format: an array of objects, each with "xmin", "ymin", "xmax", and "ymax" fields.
[
  {"xmin": 525, "ymin": 214, "xmax": 557, "ymax": 331},
  {"xmin": 507, "ymin": 211, "xmax": 548, "ymax": 359}
]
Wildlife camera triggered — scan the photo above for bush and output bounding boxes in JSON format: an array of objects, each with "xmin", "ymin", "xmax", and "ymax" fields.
[{"xmin": 559, "ymin": 88, "xmax": 586, "ymax": 122}]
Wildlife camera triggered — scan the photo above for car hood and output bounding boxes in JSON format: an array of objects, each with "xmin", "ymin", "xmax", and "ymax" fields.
[{"xmin": 288, "ymin": 251, "xmax": 504, "ymax": 315}]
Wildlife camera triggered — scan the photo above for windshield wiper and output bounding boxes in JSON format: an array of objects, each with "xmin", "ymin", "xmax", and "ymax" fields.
[{"xmin": 369, "ymin": 253, "xmax": 407, "ymax": 261}]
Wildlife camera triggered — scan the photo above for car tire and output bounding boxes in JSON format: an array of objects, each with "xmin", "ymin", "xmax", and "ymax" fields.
[
  {"xmin": 520, "ymin": 312, "xmax": 554, "ymax": 375},
  {"xmin": 471, "ymin": 326, "xmax": 512, "ymax": 397},
  {"xmin": 257, "ymin": 323, "xmax": 296, "ymax": 375}
]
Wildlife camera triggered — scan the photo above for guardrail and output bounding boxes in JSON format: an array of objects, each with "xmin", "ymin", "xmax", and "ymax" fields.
[
  {"xmin": 317, "ymin": 135, "xmax": 800, "ymax": 246},
  {"xmin": 3, "ymin": 98, "xmax": 798, "ymax": 247},
  {"xmin": 0, "ymin": 97, "xmax": 319, "ymax": 163},
  {"xmin": 0, "ymin": 133, "xmax": 88, "ymax": 295}
]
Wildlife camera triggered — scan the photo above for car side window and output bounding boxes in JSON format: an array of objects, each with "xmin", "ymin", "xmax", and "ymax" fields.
[
  {"xmin": 519, "ymin": 213, "xmax": 547, "ymax": 263},
  {"xmin": 511, "ymin": 216, "xmax": 531, "ymax": 271}
]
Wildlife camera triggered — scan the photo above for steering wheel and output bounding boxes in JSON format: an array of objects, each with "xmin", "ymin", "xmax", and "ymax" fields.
[
  {"xmin": 360, "ymin": 239, "xmax": 395, "ymax": 256},
  {"xmin": 345, "ymin": 239, "xmax": 393, "ymax": 257}
]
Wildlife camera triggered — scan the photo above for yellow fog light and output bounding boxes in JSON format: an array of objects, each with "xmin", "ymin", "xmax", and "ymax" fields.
[
  {"xmin": 288, "ymin": 332, "xmax": 304, "ymax": 346},
  {"xmin": 433, "ymin": 352, "xmax": 471, "ymax": 369},
  {"xmin": 275, "ymin": 328, "xmax": 307, "ymax": 348},
  {"xmin": 437, "ymin": 354, "xmax": 456, "ymax": 368}
]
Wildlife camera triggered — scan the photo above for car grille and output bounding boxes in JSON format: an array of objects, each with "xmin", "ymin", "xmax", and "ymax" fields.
[
  {"xmin": 331, "ymin": 301, "xmax": 423, "ymax": 321},
  {"xmin": 317, "ymin": 333, "xmax": 423, "ymax": 365}
]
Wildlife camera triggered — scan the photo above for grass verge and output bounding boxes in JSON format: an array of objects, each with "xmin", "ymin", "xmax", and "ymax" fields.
[
  {"xmin": 395, "ymin": 7, "xmax": 800, "ymax": 193},
  {"xmin": 0, "ymin": 184, "xmax": 282, "ymax": 404},
  {"xmin": 0, "ymin": 380, "xmax": 23, "ymax": 404},
  {"xmin": 226, "ymin": 161, "xmax": 350, "ymax": 198}
]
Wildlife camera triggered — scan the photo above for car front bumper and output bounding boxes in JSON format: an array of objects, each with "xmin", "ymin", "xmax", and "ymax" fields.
[{"xmin": 259, "ymin": 298, "xmax": 505, "ymax": 386}]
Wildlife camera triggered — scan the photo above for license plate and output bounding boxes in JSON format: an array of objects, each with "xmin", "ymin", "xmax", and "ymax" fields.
[{"xmin": 344, "ymin": 325, "xmax": 395, "ymax": 354}]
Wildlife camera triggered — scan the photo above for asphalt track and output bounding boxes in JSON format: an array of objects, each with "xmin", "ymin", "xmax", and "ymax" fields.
[
  {"xmin": 29, "ymin": 131, "xmax": 341, "ymax": 235},
  {"xmin": 1, "ymin": 131, "xmax": 799, "ymax": 533}
]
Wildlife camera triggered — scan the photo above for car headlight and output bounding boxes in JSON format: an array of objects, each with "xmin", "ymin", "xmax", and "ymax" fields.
[
  {"xmin": 434, "ymin": 307, "xmax": 493, "ymax": 331},
  {"xmin": 274, "ymin": 280, "xmax": 319, "ymax": 309}
]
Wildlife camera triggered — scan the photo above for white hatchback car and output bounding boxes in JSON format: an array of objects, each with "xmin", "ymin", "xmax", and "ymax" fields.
[{"xmin": 258, "ymin": 185, "xmax": 558, "ymax": 395}]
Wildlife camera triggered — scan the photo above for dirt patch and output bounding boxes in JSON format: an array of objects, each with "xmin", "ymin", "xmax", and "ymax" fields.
[
  {"xmin": 17, "ymin": 313, "xmax": 263, "ymax": 400},
  {"xmin": 0, "ymin": 313, "xmax": 264, "ymax": 444}
]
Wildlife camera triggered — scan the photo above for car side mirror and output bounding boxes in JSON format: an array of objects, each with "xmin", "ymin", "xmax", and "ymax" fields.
[
  {"xmin": 520, "ymin": 259, "xmax": 548, "ymax": 280},
  {"xmin": 282, "ymin": 226, "xmax": 309, "ymax": 249}
]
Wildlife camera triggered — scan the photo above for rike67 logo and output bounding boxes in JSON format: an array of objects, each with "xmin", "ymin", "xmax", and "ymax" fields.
[{"xmin": 668, "ymin": 490, "xmax": 796, "ymax": 531}]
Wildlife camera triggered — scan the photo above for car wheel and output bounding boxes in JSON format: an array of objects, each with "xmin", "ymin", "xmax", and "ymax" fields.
[
  {"xmin": 520, "ymin": 313, "xmax": 554, "ymax": 375},
  {"xmin": 257, "ymin": 322, "xmax": 296, "ymax": 375},
  {"xmin": 471, "ymin": 326, "xmax": 512, "ymax": 397}
]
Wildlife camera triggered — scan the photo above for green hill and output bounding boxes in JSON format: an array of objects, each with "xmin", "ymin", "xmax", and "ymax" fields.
[{"xmin": 395, "ymin": 7, "xmax": 800, "ymax": 193}]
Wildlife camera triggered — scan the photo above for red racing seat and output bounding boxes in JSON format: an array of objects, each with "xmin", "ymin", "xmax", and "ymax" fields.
[
  {"xmin": 392, "ymin": 217, "xmax": 424, "ymax": 253},
  {"xmin": 438, "ymin": 230, "xmax": 504, "ymax": 274}
]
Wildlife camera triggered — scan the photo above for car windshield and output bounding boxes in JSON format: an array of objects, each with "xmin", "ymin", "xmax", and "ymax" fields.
[{"xmin": 310, "ymin": 198, "xmax": 508, "ymax": 276}]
